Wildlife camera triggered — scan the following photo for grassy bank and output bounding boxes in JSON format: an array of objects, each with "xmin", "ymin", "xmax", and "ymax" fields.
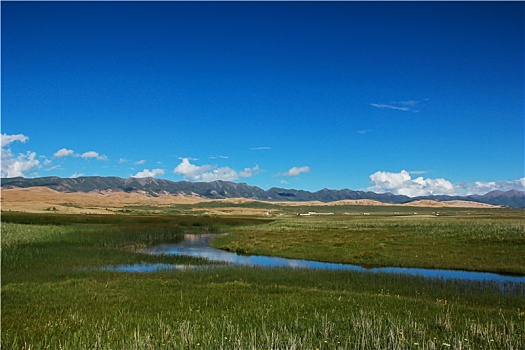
[
  {"xmin": 212, "ymin": 213, "xmax": 525, "ymax": 275},
  {"xmin": 2, "ymin": 212, "xmax": 524, "ymax": 349}
]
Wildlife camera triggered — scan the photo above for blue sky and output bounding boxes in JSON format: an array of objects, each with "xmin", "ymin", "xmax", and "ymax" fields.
[{"xmin": 2, "ymin": 1, "xmax": 524, "ymax": 196}]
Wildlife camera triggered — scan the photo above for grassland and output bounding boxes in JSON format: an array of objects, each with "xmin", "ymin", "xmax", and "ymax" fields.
[
  {"xmin": 212, "ymin": 211, "xmax": 525, "ymax": 275},
  {"xmin": 2, "ymin": 209, "xmax": 524, "ymax": 349}
]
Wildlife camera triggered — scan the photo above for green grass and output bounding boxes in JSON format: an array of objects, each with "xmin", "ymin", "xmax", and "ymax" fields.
[
  {"xmin": 2, "ymin": 211, "xmax": 524, "ymax": 349},
  {"xmin": 212, "ymin": 214, "xmax": 525, "ymax": 275}
]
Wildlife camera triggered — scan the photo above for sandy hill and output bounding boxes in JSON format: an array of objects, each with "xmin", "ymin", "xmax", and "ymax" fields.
[
  {"xmin": 1, "ymin": 187, "xmax": 501, "ymax": 215},
  {"xmin": 401, "ymin": 199, "xmax": 499, "ymax": 208},
  {"xmin": 1, "ymin": 187, "xmax": 209, "ymax": 214}
]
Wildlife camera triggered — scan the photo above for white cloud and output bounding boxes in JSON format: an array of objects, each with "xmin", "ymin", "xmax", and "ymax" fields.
[
  {"xmin": 1, "ymin": 133, "xmax": 40, "ymax": 178},
  {"xmin": 173, "ymin": 158, "xmax": 260, "ymax": 182},
  {"xmin": 81, "ymin": 151, "xmax": 107, "ymax": 160},
  {"xmin": 368, "ymin": 170, "xmax": 525, "ymax": 197},
  {"xmin": 278, "ymin": 166, "xmax": 311, "ymax": 177},
  {"xmin": 1, "ymin": 150, "xmax": 40, "ymax": 178},
  {"xmin": 70, "ymin": 172, "xmax": 84, "ymax": 178},
  {"xmin": 174, "ymin": 158, "xmax": 213, "ymax": 181},
  {"xmin": 54, "ymin": 148, "xmax": 75, "ymax": 158},
  {"xmin": 119, "ymin": 158, "xmax": 128, "ymax": 164},
  {"xmin": 368, "ymin": 170, "xmax": 455, "ymax": 197},
  {"xmin": 1, "ymin": 133, "xmax": 29, "ymax": 147},
  {"xmin": 135, "ymin": 159, "xmax": 146, "ymax": 165},
  {"xmin": 239, "ymin": 165, "xmax": 260, "ymax": 178},
  {"xmin": 456, "ymin": 178, "xmax": 525, "ymax": 195},
  {"xmin": 200, "ymin": 167, "xmax": 239, "ymax": 182},
  {"xmin": 132, "ymin": 168, "xmax": 165, "ymax": 178},
  {"xmin": 250, "ymin": 146, "xmax": 271, "ymax": 151}
]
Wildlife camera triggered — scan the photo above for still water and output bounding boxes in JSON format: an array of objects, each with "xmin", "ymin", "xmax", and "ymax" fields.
[{"xmin": 111, "ymin": 234, "xmax": 525, "ymax": 283}]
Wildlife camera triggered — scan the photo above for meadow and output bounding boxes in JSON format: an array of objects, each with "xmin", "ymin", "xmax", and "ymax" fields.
[
  {"xmin": 212, "ymin": 211, "xmax": 525, "ymax": 275},
  {"xmin": 1, "ymin": 208, "xmax": 524, "ymax": 349}
]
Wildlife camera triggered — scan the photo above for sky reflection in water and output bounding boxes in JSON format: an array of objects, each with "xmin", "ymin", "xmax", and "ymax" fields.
[{"xmin": 119, "ymin": 234, "xmax": 525, "ymax": 283}]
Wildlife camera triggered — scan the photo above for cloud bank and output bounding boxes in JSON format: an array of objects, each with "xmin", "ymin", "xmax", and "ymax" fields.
[
  {"xmin": 369, "ymin": 170, "xmax": 525, "ymax": 197},
  {"xmin": 173, "ymin": 158, "xmax": 260, "ymax": 182}
]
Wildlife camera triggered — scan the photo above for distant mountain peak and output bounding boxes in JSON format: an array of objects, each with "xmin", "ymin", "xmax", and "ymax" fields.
[{"xmin": 1, "ymin": 176, "xmax": 524, "ymax": 208}]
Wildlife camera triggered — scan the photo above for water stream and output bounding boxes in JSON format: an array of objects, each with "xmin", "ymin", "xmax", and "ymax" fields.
[{"xmin": 107, "ymin": 234, "xmax": 525, "ymax": 283}]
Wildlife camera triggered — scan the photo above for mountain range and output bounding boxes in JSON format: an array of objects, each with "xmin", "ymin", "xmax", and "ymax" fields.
[{"xmin": 1, "ymin": 176, "xmax": 524, "ymax": 208}]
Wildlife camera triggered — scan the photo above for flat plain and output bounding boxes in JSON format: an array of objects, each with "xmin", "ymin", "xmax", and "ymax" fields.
[{"xmin": 1, "ymin": 189, "xmax": 524, "ymax": 349}]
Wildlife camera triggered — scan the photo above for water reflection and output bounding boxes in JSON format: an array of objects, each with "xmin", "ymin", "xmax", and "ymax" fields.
[
  {"xmin": 101, "ymin": 264, "xmax": 199, "ymax": 273},
  {"xmin": 137, "ymin": 234, "xmax": 525, "ymax": 283}
]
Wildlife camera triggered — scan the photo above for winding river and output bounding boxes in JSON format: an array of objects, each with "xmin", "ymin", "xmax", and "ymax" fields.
[{"xmin": 108, "ymin": 234, "xmax": 525, "ymax": 283}]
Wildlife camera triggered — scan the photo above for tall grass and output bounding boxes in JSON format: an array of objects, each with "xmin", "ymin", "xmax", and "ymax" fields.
[{"xmin": 3, "ymin": 267, "xmax": 524, "ymax": 349}]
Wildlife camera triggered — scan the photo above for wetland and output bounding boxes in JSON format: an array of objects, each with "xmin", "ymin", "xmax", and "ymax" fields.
[
  {"xmin": 2, "ymin": 208, "xmax": 524, "ymax": 349},
  {"xmin": 122, "ymin": 233, "xmax": 525, "ymax": 283}
]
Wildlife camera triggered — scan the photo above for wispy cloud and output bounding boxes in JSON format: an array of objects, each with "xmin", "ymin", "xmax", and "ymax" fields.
[
  {"xmin": 370, "ymin": 103, "xmax": 411, "ymax": 111},
  {"xmin": 134, "ymin": 159, "xmax": 146, "ymax": 165},
  {"xmin": 250, "ymin": 146, "xmax": 271, "ymax": 151},
  {"xmin": 45, "ymin": 165, "xmax": 62, "ymax": 172},
  {"xmin": 209, "ymin": 155, "xmax": 229, "ymax": 159},
  {"xmin": 370, "ymin": 100, "xmax": 424, "ymax": 113},
  {"xmin": 357, "ymin": 129, "xmax": 371, "ymax": 135},
  {"xmin": 408, "ymin": 170, "xmax": 429, "ymax": 175}
]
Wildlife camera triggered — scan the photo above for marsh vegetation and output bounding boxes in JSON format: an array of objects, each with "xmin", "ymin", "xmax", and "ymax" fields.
[{"xmin": 2, "ymin": 209, "xmax": 524, "ymax": 349}]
